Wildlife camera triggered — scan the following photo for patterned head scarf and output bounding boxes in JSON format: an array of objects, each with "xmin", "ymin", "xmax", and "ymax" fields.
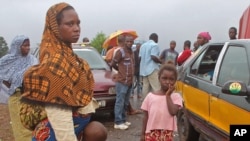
[
  {"xmin": 0, "ymin": 35, "xmax": 38, "ymax": 97},
  {"xmin": 22, "ymin": 2, "xmax": 94, "ymax": 106}
]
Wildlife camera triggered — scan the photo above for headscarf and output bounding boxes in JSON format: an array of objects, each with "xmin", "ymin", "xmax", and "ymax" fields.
[
  {"xmin": 22, "ymin": 2, "xmax": 94, "ymax": 107},
  {"xmin": 198, "ymin": 32, "xmax": 212, "ymax": 40},
  {"xmin": 0, "ymin": 35, "xmax": 38, "ymax": 97}
]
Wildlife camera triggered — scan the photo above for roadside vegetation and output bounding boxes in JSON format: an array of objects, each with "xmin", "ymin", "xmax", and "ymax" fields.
[
  {"xmin": 0, "ymin": 36, "xmax": 8, "ymax": 58},
  {"xmin": 90, "ymin": 32, "xmax": 106, "ymax": 53}
]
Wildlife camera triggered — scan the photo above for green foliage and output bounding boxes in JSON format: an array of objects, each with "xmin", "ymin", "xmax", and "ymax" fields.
[
  {"xmin": 0, "ymin": 36, "xmax": 8, "ymax": 58},
  {"xmin": 90, "ymin": 32, "xmax": 106, "ymax": 53}
]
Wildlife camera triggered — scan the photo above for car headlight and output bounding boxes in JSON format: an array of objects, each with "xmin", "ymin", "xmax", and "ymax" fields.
[{"xmin": 108, "ymin": 87, "xmax": 116, "ymax": 94}]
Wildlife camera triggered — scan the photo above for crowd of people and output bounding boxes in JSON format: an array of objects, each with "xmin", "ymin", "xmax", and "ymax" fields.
[
  {"xmin": 0, "ymin": 1, "xmax": 238, "ymax": 141},
  {"xmin": 103, "ymin": 25, "xmax": 237, "ymax": 141}
]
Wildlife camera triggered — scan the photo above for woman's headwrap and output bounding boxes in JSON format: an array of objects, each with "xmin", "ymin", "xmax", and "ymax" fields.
[
  {"xmin": 0, "ymin": 35, "xmax": 38, "ymax": 98},
  {"xmin": 22, "ymin": 2, "xmax": 94, "ymax": 107},
  {"xmin": 198, "ymin": 32, "xmax": 212, "ymax": 40}
]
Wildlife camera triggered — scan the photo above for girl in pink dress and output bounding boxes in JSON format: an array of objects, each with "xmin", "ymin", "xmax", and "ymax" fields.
[{"xmin": 140, "ymin": 61, "xmax": 183, "ymax": 141}]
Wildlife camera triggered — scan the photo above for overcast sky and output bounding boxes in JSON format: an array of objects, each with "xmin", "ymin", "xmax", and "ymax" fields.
[{"xmin": 0, "ymin": 0, "xmax": 249, "ymax": 52}]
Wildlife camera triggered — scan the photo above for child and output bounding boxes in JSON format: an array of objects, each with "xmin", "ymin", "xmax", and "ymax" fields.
[
  {"xmin": 82, "ymin": 121, "xmax": 108, "ymax": 141},
  {"xmin": 140, "ymin": 61, "xmax": 183, "ymax": 141}
]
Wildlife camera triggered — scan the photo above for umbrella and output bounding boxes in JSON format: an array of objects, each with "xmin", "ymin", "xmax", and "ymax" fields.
[
  {"xmin": 239, "ymin": 5, "xmax": 250, "ymax": 39},
  {"xmin": 102, "ymin": 30, "xmax": 138, "ymax": 49}
]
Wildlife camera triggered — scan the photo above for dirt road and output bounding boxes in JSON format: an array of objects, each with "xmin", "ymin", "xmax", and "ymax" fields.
[{"xmin": 0, "ymin": 96, "xmax": 180, "ymax": 141}]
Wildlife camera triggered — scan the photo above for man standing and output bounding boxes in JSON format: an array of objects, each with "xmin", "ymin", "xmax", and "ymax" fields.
[
  {"xmin": 160, "ymin": 40, "xmax": 179, "ymax": 66},
  {"xmin": 229, "ymin": 27, "xmax": 237, "ymax": 40},
  {"xmin": 111, "ymin": 35, "xmax": 134, "ymax": 130},
  {"xmin": 139, "ymin": 33, "xmax": 161, "ymax": 99},
  {"xmin": 177, "ymin": 40, "xmax": 192, "ymax": 66}
]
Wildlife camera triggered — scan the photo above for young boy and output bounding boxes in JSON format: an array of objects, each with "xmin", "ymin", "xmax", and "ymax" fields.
[{"xmin": 160, "ymin": 40, "xmax": 179, "ymax": 66}]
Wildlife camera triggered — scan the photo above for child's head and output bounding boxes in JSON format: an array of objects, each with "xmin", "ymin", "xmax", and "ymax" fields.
[
  {"xmin": 158, "ymin": 61, "xmax": 178, "ymax": 91},
  {"xmin": 82, "ymin": 121, "xmax": 108, "ymax": 141}
]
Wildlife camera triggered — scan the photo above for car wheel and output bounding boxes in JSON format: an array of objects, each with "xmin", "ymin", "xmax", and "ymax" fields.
[{"xmin": 177, "ymin": 109, "xmax": 199, "ymax": 141}]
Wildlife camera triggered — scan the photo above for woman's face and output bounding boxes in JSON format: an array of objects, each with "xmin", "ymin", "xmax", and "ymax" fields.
[
  {"xmin": 20, "ymin": 39, "xmax": 30, "ymax": 56},
  {"xmin": 159, "ymin": 70, "xmax": 176, "ymax": 91},
  {"xmin": 58, "ymin": 9, "xmax": 80, "ymax": 44},
  {"xmin": 197, "ymin": 35, "xmax": 207, "ymax": 46}
]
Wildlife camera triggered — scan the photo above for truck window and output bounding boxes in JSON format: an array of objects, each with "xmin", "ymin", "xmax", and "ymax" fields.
[
  {"xmin": 190, "ymin": 45, "xmax": 223, "ymax": 81},
  {"xmin": 217, "ymin": 46, "xmax": 249, "ymax": 85}
]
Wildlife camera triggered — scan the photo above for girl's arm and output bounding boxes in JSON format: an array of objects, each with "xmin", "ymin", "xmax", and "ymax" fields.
[
  {"xmin": 166, "ymin": 95, "xmax": 179, "ymax": 116},
  {"xmin": 140, "ymin": 110, "xmax": 148, "ymax": 141},
  {"xmin": 166, "ymin": 84, "xmax": 180, "ymax": 116}
]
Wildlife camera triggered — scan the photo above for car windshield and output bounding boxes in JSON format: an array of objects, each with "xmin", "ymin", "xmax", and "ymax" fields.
[{"xmin": 73, "ymin": 49, "xmax": 109, "ymax": 70}]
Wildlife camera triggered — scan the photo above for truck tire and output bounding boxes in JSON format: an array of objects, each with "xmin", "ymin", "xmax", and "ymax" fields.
[{"xmin": 177, "ymin": 109, "xmax": 199, "ymax": 141}]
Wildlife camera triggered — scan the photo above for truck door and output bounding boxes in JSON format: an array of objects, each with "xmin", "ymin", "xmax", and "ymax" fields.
[{"xmin": 210, "ymin": 44, "xmax": 250, "ymax": 134}]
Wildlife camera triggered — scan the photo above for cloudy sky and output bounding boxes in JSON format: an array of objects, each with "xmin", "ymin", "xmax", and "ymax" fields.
[{"xmin": 0, "ymin": 0, "xmax": 249, "ymax": 52}]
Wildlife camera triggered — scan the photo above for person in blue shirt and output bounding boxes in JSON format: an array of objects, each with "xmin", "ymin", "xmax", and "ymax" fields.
[{"xmin": 139, "ymin": 33, "xmax": 161, "ymax": 99}]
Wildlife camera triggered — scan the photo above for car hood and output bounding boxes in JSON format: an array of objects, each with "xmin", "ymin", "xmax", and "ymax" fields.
[{"xmin": 92, "ymin": 70, "xmax": 116, "ymax": 91}]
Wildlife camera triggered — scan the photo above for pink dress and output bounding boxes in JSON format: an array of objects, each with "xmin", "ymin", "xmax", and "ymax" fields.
[{"xmin": 141, "ymin": 92, "xmax": 183, "ymax": 133}]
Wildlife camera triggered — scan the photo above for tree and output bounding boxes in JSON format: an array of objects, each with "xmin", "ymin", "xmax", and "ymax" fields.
[
  {"xmin": 0, "ymin": 36, "xmax": 8, "ymax": 58},
  {"xmin": 90, "ymin": 32, "xmax": 106, "ymax": 53}
]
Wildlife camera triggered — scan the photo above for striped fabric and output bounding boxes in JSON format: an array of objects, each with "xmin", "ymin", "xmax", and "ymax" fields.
[{"xmin": 22, "ymin": 2, "xmax": 94, "ymax": 106}]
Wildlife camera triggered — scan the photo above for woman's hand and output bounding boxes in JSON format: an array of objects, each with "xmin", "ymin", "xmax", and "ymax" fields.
[{"xmin": 3, "ymin": 80, "xmax": 11, "ymax": 88}]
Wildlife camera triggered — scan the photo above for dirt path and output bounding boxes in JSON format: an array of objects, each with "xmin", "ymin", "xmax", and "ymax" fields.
[{"xmin": 0, "ymin": 104, "xmax": 14, "ymax": 141}]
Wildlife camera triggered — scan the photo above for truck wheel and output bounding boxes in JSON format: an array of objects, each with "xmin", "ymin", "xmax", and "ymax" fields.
[{"xmin": 177, "ymin": 109, "xmax": 199, "ymax": 141}]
